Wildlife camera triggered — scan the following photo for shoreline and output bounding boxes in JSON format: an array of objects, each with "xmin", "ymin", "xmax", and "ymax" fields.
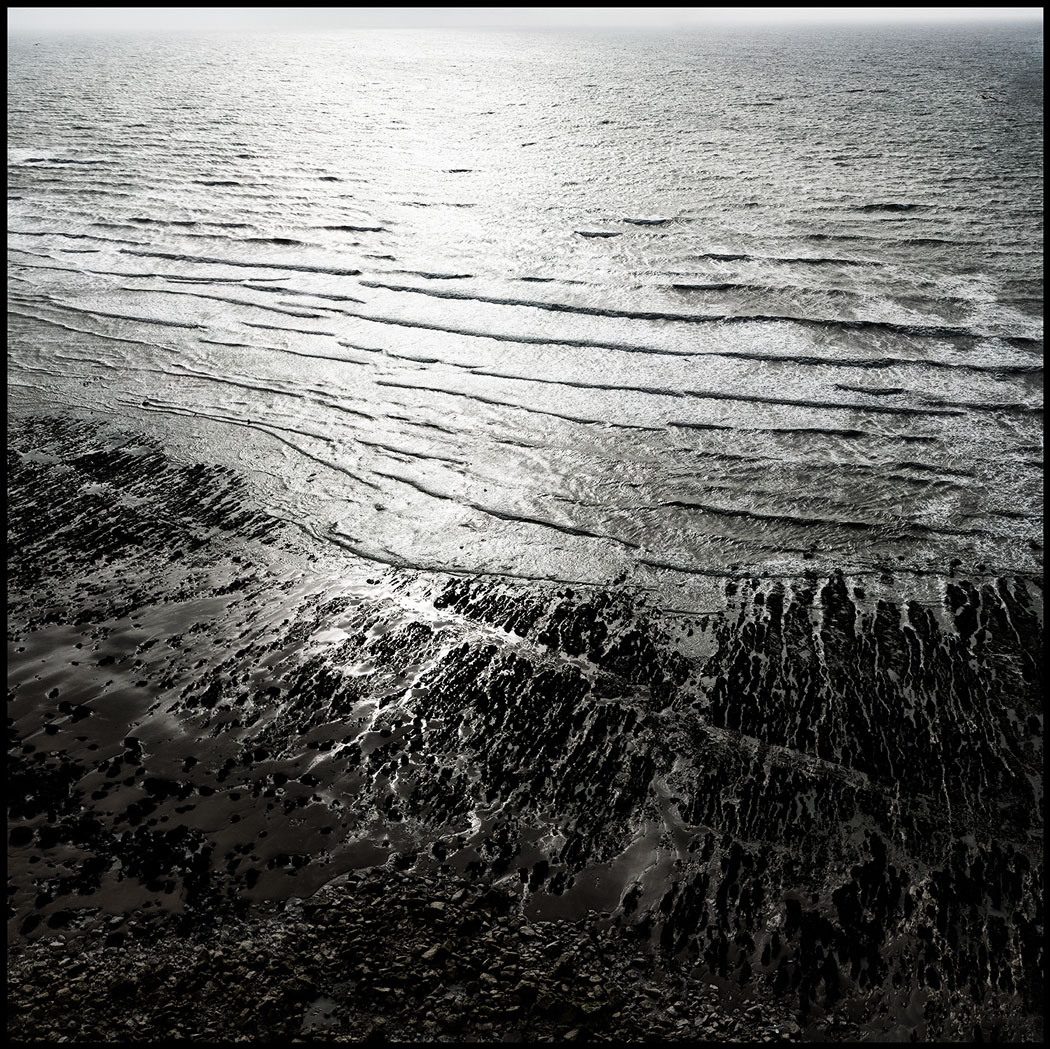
[{"xmin": 7, "ymin": 413, "xmax": 1043, "ymax": 1042}]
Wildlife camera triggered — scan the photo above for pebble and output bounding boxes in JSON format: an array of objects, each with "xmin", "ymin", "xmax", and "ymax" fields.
[{"xmin": 7, "ymin": 861, "xmax": 793, "ymax": 1043}]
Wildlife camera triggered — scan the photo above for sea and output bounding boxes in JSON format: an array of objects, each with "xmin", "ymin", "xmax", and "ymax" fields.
[{"xmin": 8, "ymin": 23, "xmax": 1043, "ymax": 600}]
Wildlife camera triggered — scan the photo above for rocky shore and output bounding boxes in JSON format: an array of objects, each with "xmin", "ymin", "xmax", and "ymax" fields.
[
  {"xmin": 9, "ymin": 862, "xmax": 810, "ymax": 1044},
  {"xmin": 7, "ymin": 415, "xmax": 1043, "ymax": 1043}
]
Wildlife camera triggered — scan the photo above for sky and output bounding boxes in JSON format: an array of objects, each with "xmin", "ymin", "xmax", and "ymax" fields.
[{"xmin": 7, "ymin": 6, "xmax": 1046, "ymax": 34}]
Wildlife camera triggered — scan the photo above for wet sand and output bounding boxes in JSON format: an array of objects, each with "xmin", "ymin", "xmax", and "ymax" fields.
[{"xmin": 7, "ymin": 413, "xmax": 1043, "ymax": 1042}]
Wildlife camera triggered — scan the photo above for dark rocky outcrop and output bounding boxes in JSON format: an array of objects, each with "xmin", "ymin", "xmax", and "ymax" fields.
[{"xmin": 7, "ymin": 416, "xmax": 1043, "ymax": 1042}]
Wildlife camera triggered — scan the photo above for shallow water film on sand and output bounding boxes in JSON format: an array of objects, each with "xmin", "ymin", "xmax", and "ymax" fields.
[{"xmin": 7, "ymin": 21, "xmax": 1043, "ymax": 1042}]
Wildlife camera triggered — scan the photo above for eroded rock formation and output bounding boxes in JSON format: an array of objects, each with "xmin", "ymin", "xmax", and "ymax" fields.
[{"xmin": 7, "ymin": 416, "xmax": 1043, "ymax": 1041}]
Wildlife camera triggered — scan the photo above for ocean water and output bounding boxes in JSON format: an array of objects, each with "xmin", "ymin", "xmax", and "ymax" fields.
[{"xmin": 8, "ymin": 24, "xmax": 1043, "ymax": 601}]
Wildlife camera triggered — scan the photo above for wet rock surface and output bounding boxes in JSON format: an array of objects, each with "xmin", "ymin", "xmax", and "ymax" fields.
[{"xmin": 7, "ymin": 416, "xmax": 1043, "ymax": 1042}]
